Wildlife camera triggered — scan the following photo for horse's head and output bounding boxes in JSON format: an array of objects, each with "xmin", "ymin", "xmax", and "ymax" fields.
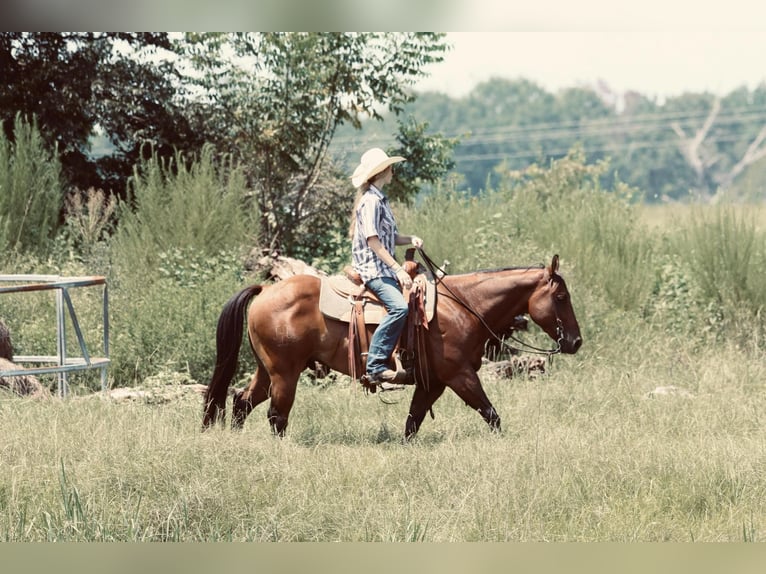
[{"xmin": 527, "ymin": 254, "xmax": 582, "ymax": 354}]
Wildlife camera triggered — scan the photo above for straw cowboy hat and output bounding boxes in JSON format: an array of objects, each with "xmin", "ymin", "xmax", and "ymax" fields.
[{"xmin": 351, "ymin": 147, "xmax": 405, "ymax": 188}]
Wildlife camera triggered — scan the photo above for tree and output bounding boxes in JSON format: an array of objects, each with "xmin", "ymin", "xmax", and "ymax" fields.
[
  {"xmin": 387, "ymin": 116, "xmax": 459, "ymax": 204},
  {"xmin": 400, "ymin": 78, "xmax": 766, "ymax": 202},
  {"xmin": 176, "ymin": 32, "xmax": 449, "ymax": 254},
  {"xmin": 0, "ymin": 32, "xmax": 197, "ymax": 196}
]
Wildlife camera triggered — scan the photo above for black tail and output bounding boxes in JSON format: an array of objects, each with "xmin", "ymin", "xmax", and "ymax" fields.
[{"xmin": 202, "ymin": 285, "xmax": 263, "ymax": 429}]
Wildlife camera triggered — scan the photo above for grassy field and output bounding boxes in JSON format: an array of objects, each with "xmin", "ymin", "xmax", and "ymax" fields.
[
  {"xmin": 2, "ymin": 154, "xmax": 765, "ymax": 542},
  {"xmin": 2, "ymin": 329, "xmax": 765, "ymax": 542}
]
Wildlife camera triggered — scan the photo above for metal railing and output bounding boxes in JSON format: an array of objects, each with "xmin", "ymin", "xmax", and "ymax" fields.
[{"xmin": 0, "ymin": 274, "xmax": 110, "ymax": 397}]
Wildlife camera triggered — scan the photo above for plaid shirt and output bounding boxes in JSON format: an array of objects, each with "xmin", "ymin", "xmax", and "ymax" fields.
[{"xmin": 352, "ymin": 185, "xmax": 399, "ymax": 284}]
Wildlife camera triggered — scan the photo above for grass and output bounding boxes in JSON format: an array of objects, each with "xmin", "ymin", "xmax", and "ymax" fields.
[
  {"xmin": 1, "ymin": 331, "xmax": 765, "ymax": 541},
  {"xmin": 2, "ymin": 152, "xmax": 766, "ymax": 542}
]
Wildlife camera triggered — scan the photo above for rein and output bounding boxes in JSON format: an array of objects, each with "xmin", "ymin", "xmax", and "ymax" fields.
[{"xmin": 417, "ymin": 248, "xmax": 562, "ymax": 357}]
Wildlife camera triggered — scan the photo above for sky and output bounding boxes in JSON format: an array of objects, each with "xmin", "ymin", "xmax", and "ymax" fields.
[
  {"xmin": 414, "ymin": 31, "xmax": 766, "ymax": 101},
  {"xmin": 5, "ymin": 0, "xmax": 765, "ymax": 102}
]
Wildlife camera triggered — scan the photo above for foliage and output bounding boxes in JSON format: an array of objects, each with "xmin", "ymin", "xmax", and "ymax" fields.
[
  {"xmin": 644, "ymin": 252, "xmax": 724, "ymax": 340},
  {"xmin": 62, "ymin": 187, "xmax": 117, "ymax": 258},
  {"xmin": 109, "ymin": 251, "xmax": 247, "ymax": 385},
  {"xmin": 5, "ymin": 30, "xmax": 766, "ymax": 268},
  {"xmin": 400, "ymin": 152, "xmax": 766, "ymax": 355},
  {"xmin": 386, "ymin": 116, "xmax": 459, "ymax": 204},
  {"xmin": 111, "ymin": 145, "xmax": 256, "ymax": 274},
  {"xmin": 177, "ymin": 32, "xmax": 449, "ymax": 253},
  {"xmin": 0, "ymin": 32, "xmax": 195, "ymax": 195},
  {"xmin": 499, "ymin": 149, "xmax": 654, "ymax": 311},
  {"xmin": 394, "ymin": 78, "xmax": 766, "ymax": 201},
  {"xmin": 0, "ymin": 114, "xmax": 63, "ymax": 254},
  {"xmin": 676, "ymin": 206, "xmax": 766, "ymax": 344}
]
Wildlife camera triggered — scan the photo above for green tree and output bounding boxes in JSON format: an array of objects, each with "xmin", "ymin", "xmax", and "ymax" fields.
[
  {"xmin": 400, "ymin": 78, "xmax": 766, "ymax": 202},
  {"xmin": 177, "ymin": 32, "xmax": 449, "ymax": 254},
  {"xmin": 0, "ymin": 32, "xmax": 197, "ymax": 195},
  {"xmin": 458, "ymin": 78, "xmax": 558, "ymax": 193},
  {"xmin": 387, "ymin": 116, "xmax": 459, "ymax": 203}
]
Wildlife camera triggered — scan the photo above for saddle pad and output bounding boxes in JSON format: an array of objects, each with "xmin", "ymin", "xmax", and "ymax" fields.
[{"xmin": 319, "ymin": 273, "xmax": 436, "ymax": 325}]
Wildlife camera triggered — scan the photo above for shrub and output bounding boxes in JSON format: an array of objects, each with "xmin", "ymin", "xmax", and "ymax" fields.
[
  {"xmin": 674, "ymin": 205, "xmax": 766, "ymax": 346},
  {"xmin": 0, "ymin": 114, "xmax": 63, "ymax": 254},
  {"xmin": 111, "ymin": 144, "xmax": 257, "ymax": 276},
  {"xmin": 497, "ymin": 150, "xmax": 655, "ymax": 312},
  {"xmin": 108, "ymin": 249, "xmax": 247, "ymax": 386}
]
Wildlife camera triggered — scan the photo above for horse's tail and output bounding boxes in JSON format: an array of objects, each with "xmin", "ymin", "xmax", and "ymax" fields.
[{"xmin": 202, "ymin": 284, "xmax": 263, "ymax": 430}]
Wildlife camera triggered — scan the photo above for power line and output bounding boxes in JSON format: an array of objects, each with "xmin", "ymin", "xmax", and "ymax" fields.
[
  {"xmin": 455, "ymin": 111, "xmax": 766, "ymax": 148},
  {"xmin": 452, "ymin": 132, "xmax": 758, "ymax": 163},
  {"xmin": 331, "ymin": 105, "xmax": 766, "ymax": 151}
]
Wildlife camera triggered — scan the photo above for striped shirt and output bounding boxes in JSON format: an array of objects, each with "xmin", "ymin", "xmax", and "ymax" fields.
[{"xmin": 352, "ymin": 185, "xmax": 398, "ymax": 284}]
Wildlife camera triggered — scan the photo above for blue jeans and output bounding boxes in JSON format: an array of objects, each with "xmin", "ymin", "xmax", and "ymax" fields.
[{"xmin": 364, "ymin": 276, "xmax": 408, "ymax": 375}]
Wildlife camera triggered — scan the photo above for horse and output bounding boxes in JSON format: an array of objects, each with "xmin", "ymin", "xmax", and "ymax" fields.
[{"xmin": 202, "ymin": 254, "xmax": 582, "ymax": 440}]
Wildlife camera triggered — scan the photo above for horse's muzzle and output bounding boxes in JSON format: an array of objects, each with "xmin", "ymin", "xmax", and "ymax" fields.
[{"xmin": 561, "ymin": 335, "xmax": 582, "ymax": 354}]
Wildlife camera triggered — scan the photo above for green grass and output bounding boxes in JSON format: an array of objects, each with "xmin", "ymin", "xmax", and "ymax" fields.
[
  {"xmin": 3, "ymin": 153, "xmax": 766, "ymax": 542},
  {"xmin": 1, "ymin": 332, "xmax": 764, "ymax": 541}
]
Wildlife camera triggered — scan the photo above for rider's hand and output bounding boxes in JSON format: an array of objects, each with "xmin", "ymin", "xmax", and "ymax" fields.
[
  {"xmin": 395, "ymin": 267, "xmax": 413, "ymax": 289},
  {"xmin": 410, "ymin": 235, "xmax": 423, "ymax": 249}
]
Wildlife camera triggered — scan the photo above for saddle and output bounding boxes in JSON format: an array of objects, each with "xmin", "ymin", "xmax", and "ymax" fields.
[{"xmin": 318, "ymin": 258, "xmax": 436, "ymax": 391}]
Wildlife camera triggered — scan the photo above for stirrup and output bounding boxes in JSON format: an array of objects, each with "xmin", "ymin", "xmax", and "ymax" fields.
[
  {"xmin": 360, "ymin": 372, "xmax": 406, "ymax": 393},
  {"xmin": 378, "ymin": 381, "xmax": 406, "ymax": 392}
]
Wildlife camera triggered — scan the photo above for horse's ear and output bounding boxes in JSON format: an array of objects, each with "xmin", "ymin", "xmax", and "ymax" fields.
[{"xmin": 550, "ymin": 254, "xmax": 559, "ymax": 275}]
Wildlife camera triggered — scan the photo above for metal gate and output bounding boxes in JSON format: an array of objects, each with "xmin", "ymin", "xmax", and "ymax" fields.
[{"xmin": 0, "ymin": 274, "xmax": 110, "ymax": 397}]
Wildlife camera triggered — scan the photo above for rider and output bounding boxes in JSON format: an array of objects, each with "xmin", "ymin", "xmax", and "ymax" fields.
[{"xmin": 350, "ymin": 147, "xmax": 423, "ymax": 387}]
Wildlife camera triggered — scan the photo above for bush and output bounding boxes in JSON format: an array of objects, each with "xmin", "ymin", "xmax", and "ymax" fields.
[
  {"xmin": 401, "ymin": 150, "xmax": 655, "ymax": 311},
  {"xmin": 498, "ymin": 150, "xmax": 655, "ymax": 312},
  {"xmin": 673, "ymin": 205, "xmax": 766, "ymax": 346},
  {"xmin": 0, "ymin": 114, "xmax": 63, "ymax": 254},
  {"xmin": 109, "ymin": 249, "xmax": 248, "ymax": 386},
  {"xmin": 111, "ymin": 144, "xmax": 257, "ymax": 275}
]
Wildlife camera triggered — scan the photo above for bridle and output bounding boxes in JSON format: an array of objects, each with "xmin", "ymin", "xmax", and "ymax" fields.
[{"xmin": 417, "ymin": 248, "xmax": 563, "ymax": 357}]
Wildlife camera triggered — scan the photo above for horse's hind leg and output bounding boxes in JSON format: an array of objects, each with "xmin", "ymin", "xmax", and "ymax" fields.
[
  {"xmin": 232, "ymin": 364, "xmax": 270, "ymax": 429},
  {"xmin": 265, "ymin": 369, "xmax": 301, "ymax": 437}
]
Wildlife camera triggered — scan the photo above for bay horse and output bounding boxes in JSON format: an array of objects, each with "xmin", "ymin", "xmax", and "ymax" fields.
[{"xmin": 202, "ymin": 254, "xmax": 582, "ymax": 440}]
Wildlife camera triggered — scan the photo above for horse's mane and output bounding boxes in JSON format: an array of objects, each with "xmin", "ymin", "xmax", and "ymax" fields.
[{"xmin": 453, "ymin": 265, "xmax": 545, "ymax": 276}]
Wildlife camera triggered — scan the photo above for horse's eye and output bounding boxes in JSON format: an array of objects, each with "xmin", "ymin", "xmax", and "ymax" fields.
[{"xmin": 555, "ymin": 292, "xmax": 567, "ymax": 302}]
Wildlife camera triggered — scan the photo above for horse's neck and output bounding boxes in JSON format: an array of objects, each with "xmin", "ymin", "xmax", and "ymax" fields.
[{"xmin": 445, "ymin": 267, "xmax": 543, "ymax": 322}]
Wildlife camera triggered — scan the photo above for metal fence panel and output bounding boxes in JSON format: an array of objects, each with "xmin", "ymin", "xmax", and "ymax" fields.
[{"xmin": 0, "ymin": 275, "xmax": 110, "ymax": 397}]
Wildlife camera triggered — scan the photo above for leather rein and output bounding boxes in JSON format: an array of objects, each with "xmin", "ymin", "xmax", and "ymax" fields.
[{"xmin": 416, "ymin": 248, "xmax": 563, "ymax": 357}]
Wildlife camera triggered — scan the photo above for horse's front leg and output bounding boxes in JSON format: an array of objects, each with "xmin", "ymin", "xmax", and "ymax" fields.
[
  {"xmin": 444, "ymin": 368, "xmax": 501, "ymax": 432},
  {"xmin": 405, "ymin": 381, "xmax": 446, "ymax": 440}
]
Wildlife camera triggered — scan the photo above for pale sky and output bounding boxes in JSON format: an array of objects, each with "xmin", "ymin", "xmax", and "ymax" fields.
[{"xmin": 414, "ymin": 28, "xmax": 766, "ymax": 101}]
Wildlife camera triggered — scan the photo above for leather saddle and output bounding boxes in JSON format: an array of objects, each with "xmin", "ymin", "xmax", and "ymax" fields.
[
  {"xmin": 318, "ymin": 264, "xmax": 436, "ymax": 324},
  {"xmin": 318, "ymin": 259, "xmax": 437, "ymax": 389}
]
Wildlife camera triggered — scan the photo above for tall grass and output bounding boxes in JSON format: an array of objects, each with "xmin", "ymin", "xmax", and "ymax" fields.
[
  {"xmin": 681, "ymin": 206, "xmax": 766, "ymax": 316},
  {"xmin": 111, "ymin": 144, "xmax": 257, "ymax": 274},
  {"xmin": 1, "ymin": 345, "xmax": 765, "ymax": 542},
  {"xmin": 3, "ymin": 146, "xmax": 766, "ymax": 541},
  {"xmin": 400, "ymin": 151, "xmax": 655, "ymax": 312},
  {"xmin": 0, "ymin": 114, "xmax": 63, "ymax": 254},
  {"xmin": 102, "ymin": 144, "xmax": 259, "ymax": 385}
]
